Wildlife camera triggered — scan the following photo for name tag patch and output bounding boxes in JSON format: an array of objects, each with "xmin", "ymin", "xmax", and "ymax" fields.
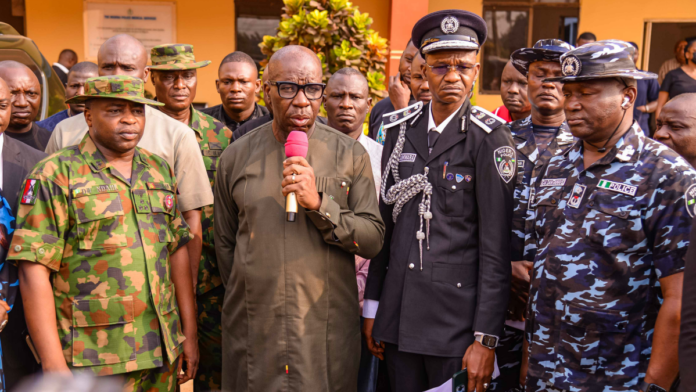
[
  {"xmin": 540, "ymin": 178, "xmax": 566, "ymax": 187},
  {"xmin": 399, "ymin": 153, "xmax": 416, "ymax": 163},
  {"xmin": 597, "ymin": 180, "xmax": 637, "ymax": 196}
]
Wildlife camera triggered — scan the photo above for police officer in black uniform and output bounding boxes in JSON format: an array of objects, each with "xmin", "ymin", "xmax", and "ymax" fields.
[{"xmin": 363, "ymin": 10, "xmax": 516, "ymax": 392}]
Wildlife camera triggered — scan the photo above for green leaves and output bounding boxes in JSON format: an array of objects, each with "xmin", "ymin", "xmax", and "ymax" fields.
[
  {"xmin": 259, "ymin": 0, "xmax": 389, "ymax": 106},
  {"xmin": 348, "ymin": 10, "xmax": 372, "ymax": 32}
]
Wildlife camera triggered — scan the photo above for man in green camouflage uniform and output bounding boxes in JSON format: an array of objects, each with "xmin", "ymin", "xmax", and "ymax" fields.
[
  {"xmin": 149, "ymin": 43, "xmax": 231, "ymax": 391},
  {"xmin": 8, "ymin": 75, "xmax": 199, "ymax": 391}
]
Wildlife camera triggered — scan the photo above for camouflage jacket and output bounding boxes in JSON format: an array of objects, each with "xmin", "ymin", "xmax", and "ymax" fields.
[
  {"xmin": 526, "ymin": 123, "xmax": 695, "ymax": 390},
  {"xmin": 190, "ymin": 107, "xmax": 232, "ymax": 295},
  {"xmin": 7, "ymin": 133, "xmax": 192, "ymax": 375},
  {"xmin": 509, "ymin": 116, "xmax": 574, "ymax": 261}
]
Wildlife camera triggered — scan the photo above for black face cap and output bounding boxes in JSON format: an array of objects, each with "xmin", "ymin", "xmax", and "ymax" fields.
[
  {"xmin": 544, "ymin": 39, "xmax": 657, "ymax": 83},
  {"xmin": 412, "ymin": 10, "xmax": 487, "ymax": 56},
  {"xmin": 510, "ymin": 39, "xmax": 574, "ymax": 76}
]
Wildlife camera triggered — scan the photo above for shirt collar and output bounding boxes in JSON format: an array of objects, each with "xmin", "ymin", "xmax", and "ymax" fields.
[
  {"xmin": 565, "ymin": 121, "xmax": 643, "ymax": 165},
  {"xmin": 428, "ymin": 102, "xmax": 463, "ymax": 134},
  {"xmin": 53, "ymin": 63, "xmax": 69, "ymax": 74},
  {"xmin": 79, "ymin": 132, "xmax": 148, "ymax": 173},
  {"xmin": 189, "ymin": 106, "xmax": 204, "ymax": 136}
]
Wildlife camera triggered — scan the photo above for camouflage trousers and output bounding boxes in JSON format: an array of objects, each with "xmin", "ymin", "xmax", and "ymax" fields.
[
  {"xmin": 122, "ymin": 359, "xmax": 177, "ymax": 392},
  {"xmin": 194, "ymin": 285, "xmax": 223, "ymax": 392},
  {"xmin": 489, "ymin": 325, "xmax": 524, "ymax": 392}
]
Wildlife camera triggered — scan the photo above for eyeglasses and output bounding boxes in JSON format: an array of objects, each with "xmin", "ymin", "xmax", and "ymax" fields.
[
  {"xmin": 425, "ymin": 64, "xmax": 475, "ymax": 76},
  {"xmin": 267, "ymin": 81, "xmax": 326, "ymax": 100}
]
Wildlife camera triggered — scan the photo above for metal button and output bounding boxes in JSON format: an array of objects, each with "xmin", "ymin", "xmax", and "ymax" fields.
[
  {"xmin": 408, "ymin": 263, "xmax": 414, "ymax": 270},
  {"xmin": 619, "ymin": 211, "xmax": 627, "ymax": 217},
  {"xmin": 326, "ymin": 213, "xmax": 331, "ymax": 218},
  {"xmin": 457, "ymin": 283, "xmax": 462, "ymax": 288},
  {"xmin": 451, "ymin": 185, "xmax": 456, "ymax": 190},
  {"xmin": 13, "ymin": 245, "xmax": 21, "ymax": 252},
  {"xmin": 341, "ymin": 181, "xmax": 346, "ymax": 187},
  {"xmin": 551, "ymin": 198, "xmax": 557, "ymax": 204},
  {"xmin": 38, "ymin": 248, "xmax": 45, "ymax": 255},
  {"xmin": 588, "ymin": 201, "xmax": 594, "ymax": 207}
]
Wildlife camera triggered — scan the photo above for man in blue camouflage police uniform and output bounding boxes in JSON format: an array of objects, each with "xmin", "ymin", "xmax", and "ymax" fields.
[
  {"xmin": 363, "ymin": 10, "xmax": 515, "ymax": 392},
  {"xmin": 524, "ymin": 40, "xmax": 690, "ymax": 392},
  {"xmin": 490, "ymin": 39, "xmax": 575, "ymax": 392}
]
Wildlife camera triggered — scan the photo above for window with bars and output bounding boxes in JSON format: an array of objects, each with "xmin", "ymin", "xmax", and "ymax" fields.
[{"xmin": 480, "ymin": 0, "xmax": 579, "ymax": 94}]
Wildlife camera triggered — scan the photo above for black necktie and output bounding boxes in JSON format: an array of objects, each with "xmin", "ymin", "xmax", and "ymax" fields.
[{"xmin": 428, "ymin": 129, "xmax": 440, "ymax": 154}]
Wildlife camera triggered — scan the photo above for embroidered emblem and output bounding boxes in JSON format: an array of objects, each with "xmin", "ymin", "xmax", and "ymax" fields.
[
  {"xmin": 441, "ymin": 16, "xmax": 459, "ymax": 34},
  {"xmin": 686, "ymin": 184, "xmax": 696, "ymax": 218},
  {"xmin": 20, "ymin": 179, "xmax": 38, "ymax": 205},
  {"xmin": 494, "ymin": 146, "xmax": 516, "ymax": 183},
  {"xmin": 540, "ymin": 178, "xmax": 566, "ymax": 187},
  {"xmin": 399, "ymin": 153, "xmax": 417, "ymax": 162},
  {"xmin": 485, "ymin": 118, "xmax": 496, "ymax": 125},
  {"xmin": 568, "ymin": 184, "xmax": 587, "ymax": 208},
  {"xmin": 598, "ymin": 179, "xmax": 637, "ymax": 196},
  {"xmin": 518, "ymin": 159, "xmax": 525, "ymax": 168},
  {"xmin": 389, "ymin": 114, "xmax": 398, "ymax": 122},
  {"xmin": 562, "ymin": 55, "xmax": 582, "ymax": 77},
  {"xmin": 475, "ymin": 111, "xmax": 486, "ymax": 120},
  {"xmin": 616, "ymin": 144, "xmax": 635, "ymax": 162},
  {"xmin": 164, "ymin": 194, "xmax": 174, "ymax": 210}
]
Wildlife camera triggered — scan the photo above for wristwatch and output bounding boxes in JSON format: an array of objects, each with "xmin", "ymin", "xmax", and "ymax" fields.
[
  {"xmin": 639, "ymin": 381, "xmax": 666, "ymax": 392},
  {"xmin": 474, "ymin": 333, "xmax": 498, "ymax": 349}
]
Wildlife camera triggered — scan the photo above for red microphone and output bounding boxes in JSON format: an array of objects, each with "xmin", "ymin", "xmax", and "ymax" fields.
[{"xmin": 284, "ymin": 131, "xmax": 309, "ymax": 222}]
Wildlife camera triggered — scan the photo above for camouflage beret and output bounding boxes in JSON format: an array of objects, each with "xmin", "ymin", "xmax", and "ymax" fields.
[
  {"xmin": 148, "ymin": 43, "xmax": 211, "ymax": 70},
  {"xmin": 65, "ymin": 75, "xmax": 163, "ymax": 106}
]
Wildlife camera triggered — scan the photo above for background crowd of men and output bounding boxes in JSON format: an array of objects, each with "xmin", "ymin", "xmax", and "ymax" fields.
[{"xmin": 1, "ymin": 7, "xmax": 696, "ymax": 392}]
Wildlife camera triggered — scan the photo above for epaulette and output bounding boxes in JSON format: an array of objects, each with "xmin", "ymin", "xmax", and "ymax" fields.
[
  {"xmin": 381, "ymin": 101, "xmax": 424, "ymax": 129},
  {"xmin": 470, "ymin": 106, "xmax": 506, "ymax": 134}
]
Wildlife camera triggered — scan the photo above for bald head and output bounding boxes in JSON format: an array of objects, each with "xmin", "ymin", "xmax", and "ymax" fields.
[
  {"xmin": 267, "ymin": 46, "xmax": 322, "ymax": 81},
  {"xmin": 0, "ymin": 61, "xmax": 41, "ymax": 132},
  {"xmin": 655, "ymin": 93, "xmax": 696, "ymax": 166},
  {"xmin": 97, "ymin": 34, "xmax": 149, "ymax": 80},
  {"xmin": 264, "ymin": 46, "xmax": 324, "ymax": 138},
  {"xmin": 0, "ymin": 78, "xmax": 10, "ymax": 134}
]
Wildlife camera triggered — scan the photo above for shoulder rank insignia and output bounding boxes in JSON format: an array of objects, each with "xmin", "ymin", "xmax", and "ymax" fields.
[
  {"xmin": 470, "ymin": 106, "xmax": 506, "ymax": 134},
  {"xmin": 381, "ymin": 101, "xmax": 424, "ymax": 130}
]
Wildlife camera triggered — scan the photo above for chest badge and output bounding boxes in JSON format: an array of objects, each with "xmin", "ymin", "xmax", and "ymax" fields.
[
  {"xmin": 164, "ymin": 194, "xmax": 174, "ymax": 211},
  {"xmin": 568, "ymin": 183, "xmax": 587, "ymax": 209},
  {"xmin": 494, "ymin": 146, "xmax": 516, "ymax": 184}
]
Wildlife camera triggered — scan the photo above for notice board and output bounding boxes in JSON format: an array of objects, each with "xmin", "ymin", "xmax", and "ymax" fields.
[{"xmin": 83, "ymin": 1, "xmax": 176, "ymax": 60}]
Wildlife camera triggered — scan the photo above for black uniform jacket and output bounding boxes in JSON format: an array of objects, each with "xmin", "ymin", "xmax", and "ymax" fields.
[{"xmin": 365, "ymin": 101, "xmax": 515, "ymax": 357}]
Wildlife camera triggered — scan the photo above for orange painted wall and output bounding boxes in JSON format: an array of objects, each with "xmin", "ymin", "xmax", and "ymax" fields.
[
  {"xmin": 24, "ymin": 0, "xmax": 390, "ymax": 106},
  {"xmin": 578, "ymin": 0, "xmax": 696, "ymax": 64},
  {"xmin": 26, "ymin": 0, "xmax": 235, "ymax": 106}
]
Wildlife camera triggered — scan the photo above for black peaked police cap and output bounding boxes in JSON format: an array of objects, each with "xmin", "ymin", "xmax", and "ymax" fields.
[{"xmin": 412, "ymin": 10, "xmax": 487, "ymax": 56}]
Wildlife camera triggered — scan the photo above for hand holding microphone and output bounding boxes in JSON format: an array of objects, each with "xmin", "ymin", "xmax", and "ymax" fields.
[{"xmin": 283, "ymin": 131, "xmax": 321, "ymax": 221}]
